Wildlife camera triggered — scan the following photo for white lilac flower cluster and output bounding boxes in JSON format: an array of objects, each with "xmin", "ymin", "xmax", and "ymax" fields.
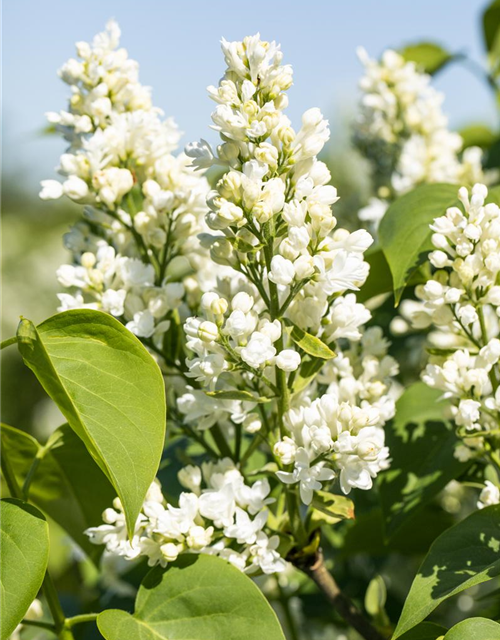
[
  {"xmin": 86, "ymin": 461, "xmax": 287, "ymax": 575},
  {"xmin": 180, "ymin": 34, "xmax": 397, "ymax": 505},
  {"xmin": 276, "ymin": 326, "xmax": 397, "ymax": 500},
  {"xmin": 355, "ymin": 48, "xmax": 484, "ymax": 229},
  {"xmin": 404, "ymin": 184, "xmax": 500, "ymax": 507},
  {"xmin": 40, "ymin": 20, "xmax": 211, "ymax": 343}
]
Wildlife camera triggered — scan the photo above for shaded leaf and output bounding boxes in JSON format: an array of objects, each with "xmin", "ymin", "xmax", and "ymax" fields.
[
  {"xmin": 483, "ymin": 0, "xmax": 500, "ymax": 55},
  {"xmin": 97, "ymin": 554, "xmax": 285, "ymax": 640},
  {"xmin": 394, "ymin": 505, "xmax": 500, "ymax": 638},
  {"xmin": 0, "ymin": 499, "xmax": 49, "ymax": 640},
  {"xmin": 379, "ymin": 184, "xmax": 458, "ymax": 304},
  {"xmin": 458, "ymin": 124, "xmax": 496, "ymax": 150},
  {"xmin": 16, "ymin": 310, "xmax": 166, "ymax": 537},
  {"xmin": 1, "ymin": 423, "xmax": 115, "ymax": 556},
  {"xmin": 379, "ymin": 383, "xmax": 468, "ymax": 537},
  {"xmin": 397, "ymin": 622, "xmax": 447, "ymax": 640}
]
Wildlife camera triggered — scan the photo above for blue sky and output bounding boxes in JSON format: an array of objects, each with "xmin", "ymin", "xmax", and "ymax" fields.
[{"xmin": 3, "ymin": 0, "xmax": 498, "ymax": 192}]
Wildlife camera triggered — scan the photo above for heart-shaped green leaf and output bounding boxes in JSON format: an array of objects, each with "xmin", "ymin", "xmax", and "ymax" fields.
[
  {"xmin": 16, "ymin": 309, "xmax": 166, "ymax": 536},
  {"xmin": 97, "ymin": 554, "xmax": 285, "ymax": 640},
  {"xmin": 379, "ymin": 183, "xmax": 459, "ymax": 304},
  {"xmin": 394, "ymin": 505, "xmax": 500, "ymax": 638},
  {"xmin": 0, "ymin": 499, "xmax": 49, "ymax": 640},
  {"xmin": 1, "ymin": 423, "xmax": 115, "ymax": 556}
]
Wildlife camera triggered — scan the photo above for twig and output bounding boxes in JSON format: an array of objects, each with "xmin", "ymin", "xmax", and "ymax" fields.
[{"xmin": 295, "ymin": 550, "xmax": 386, "ymax": 640}]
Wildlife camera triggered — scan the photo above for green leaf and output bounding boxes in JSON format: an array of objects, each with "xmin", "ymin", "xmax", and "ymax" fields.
[
  {"xmin": 379, "ymin": 383, "xmax": 468, "ymax": 537},
  {"xmin": 444, "ymin": 618, "xmax": 500, "ymax": 640},
  {"xmin": 16, "ymin": 309, "xmax": 166, "ymax": 537},
  {"xmin": 206, "ymin": 389, "xmax": 270, "ymax": 402},
  {"xmin": 284, "ymin": 321, "xmax": 336, "ymax": 359},
  {"xmin": 358, "ymin": 248, "xmax": 430, "ymax": 303},
  {"xmin": 400, "ymin": 42, "xmax": 453, "ymax": 74},
  {"xmin": 292, "ymin": 356, "xmax": 326, "ymax": 395},
  {"xmin": 486, "ymin": 184, "xmax": 500, "ymax": 206},
  {"xmin": 0, "ymin": 499, "xmax": 49, "ymax": 640},
  {"xmin": 97, "ymin": 554, "xmax": 285, "ymax": 640},
  {"xmin": 1, "ymin": 423, "xmax": 115, "ymax": 556},
  {"xmin": 483, "ymin": 0, "xmax": 500, "ymax": 55},
  {"xmin": 394, "ymin": 505, "xmax": 500, "ymax": 638},
  {"xmin": 397, "ymin": 622, "xmax": 447, "ymax": 640},
  {"xmin": 310, "ymin": 490, "xmax": 354, "ymax": 523},
  {"xmin": 227, "ymin": 237, "xmax": 263, "ymax": 254},
  {"xmin": 485, "ymin": 139, "xmax": 500, "ymax": 170},
  {"xmin": 458, "ymin": 124, "xmax": 496, "ymax": 150},
  {"xmin": 379, "ymin": 183, "xmax": 459, "ymax": 304}
]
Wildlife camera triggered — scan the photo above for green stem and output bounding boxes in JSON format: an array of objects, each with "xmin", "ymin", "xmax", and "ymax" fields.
[
  {"xmin": 234, "ymin": 423, "xmax": 242, "ymax": 462},
  {"xmin": 21, "ymin": 620, "xmax": 57, "ymax": 634},
  {"xmin": 210, "ymin": 423, "xmax": 234, "ymax": 459},
  {"xmin": 1, "ymin": 336, "xmax": 17, "ymax": 350},
  {"xmin": 65, "ymin": 613, "xmax": 99, "ymax": 628},
  {"xmin": 22, "ymin": 455, "xmax": 43, "ymax": 501}
]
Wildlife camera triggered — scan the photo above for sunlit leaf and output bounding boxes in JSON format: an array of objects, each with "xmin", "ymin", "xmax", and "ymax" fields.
[
  {"xmin": 97, "ymin": 554, "xmax": 285, "ymax": 640},
  {"xmin": 379, "ymin": 184, "xmax": 459, "ymax": 304},
  {"xmin": 16, "ymin": 309, "xmax": 166, "ymax": 536}
]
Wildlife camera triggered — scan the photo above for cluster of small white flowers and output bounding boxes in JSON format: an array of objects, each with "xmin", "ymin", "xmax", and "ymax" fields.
[
  {"xmin": 180, "ymin": 34, "xmax": 397, "ymax": 507},
  {"xmin": 86, "ymin": 462, "xmax": 287, "ymax": 575},
  {"xmin": 355, "ymin": 48, "xmax": 484, "ymax": 228},
  {"xmin": 403, "ymin": 184, "xmax": 500, "ymax": 506},
  {"xmin": 40, "ymin": 21, "xmax": 211, "ymax": 342},
  {"xmin": 274, "ymin": 327, "xmax": 398, "ymax": 501}
]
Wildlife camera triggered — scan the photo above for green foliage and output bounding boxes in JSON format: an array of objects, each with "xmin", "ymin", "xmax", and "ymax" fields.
[
  {"xmin": 97, "ymin": 554, "xmax": 286, "ymax": 640},
  {"xmin": 400, "ymin": 42, "xmax": 453, "ymax": 74},
  {"xmin": 1, "ymin": 423, "xmax": 115, "ymax": 556},
  {"xmin": 284, "ymin": 320, "xmax": 336, "ymax": 359},
  {"xmin": 0, "ymin": 499, "xmax": 49, "ymax": 640},
  {"xmin": 379, "ymin": 184, "xmax": 459, "ymax": 304},
  {"xmin": 394, "ymin": 505, "xmax": 500, "ymax": 637},
  {"xmin": 379, "ymin": 383, "xmax": 468, "ymax": 536},
  {"xmin": 483, "ymin": 0, "xmax": 500, "ymax": 62},
  {"xmin": 444, "ymin": 618, "xmax": 500, "ymax": 639},
  {"xmin": 307, "ymin": 490, "xmax": 355, "ymax": 532},
  {"xmin": 458, "ymin": 124, "xmax": 496, "ymax": 150},
  {"xmin": 397, "ymin": 622, "xmax": 447, "ymax": 640},
  {"xmin": 16, "ymin": 309, "xmax": 166, "ymax": 537}
]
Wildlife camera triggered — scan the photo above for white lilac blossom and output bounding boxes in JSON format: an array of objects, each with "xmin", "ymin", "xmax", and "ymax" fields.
[
  {"xmin": 355, "ymin": 48, "xmax": 485, "ymax": 229},
  {"xmin": 404, "ymin": 184, "xmax": 500, "ymax": 502},
  {"xmin": 181, "ymin": 34, "xmax": 397, "ymax": 506},
  {"xmin": 41, "ymin": 20, "xmax": 212, "ymax": 344},
  {"xmin": 86, "ymin": 463, "xmax": 286, "ymax": 575}
]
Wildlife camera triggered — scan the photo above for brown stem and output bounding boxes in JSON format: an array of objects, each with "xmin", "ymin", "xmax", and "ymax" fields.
[{"xmin": 296, "ymin": 550, "xmax": 386, "ymax": 640}]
